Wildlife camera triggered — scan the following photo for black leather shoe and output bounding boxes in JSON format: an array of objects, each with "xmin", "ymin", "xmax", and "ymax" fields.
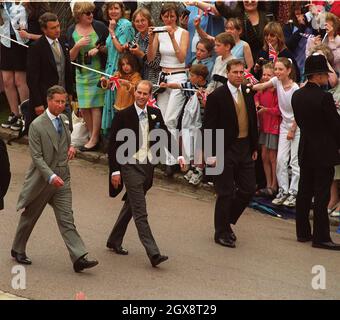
[
  {"xmin": 11, "ymin": 249, "xmax": 32, "ymax": 265},
  {"xmin": 150, "ymin": 254, "xmax": 168, "ymax": 267},
  {"xmin": 215, "ymin": 237, "xmax": 236, "ymax": 248},
  {"xmin": 226, "ymin": 224, "xmax": 237, "ymax": 241},
  {"xmin": 164, "ymin": 165, "xmax": 175, "ymax": 177},
  {"xmin": 312, "ymin": 241, "xmax": 340, "ymax": 251},
  {"xmin": 297, "ymin": 236, "xmax": 312, "ymax": 242},
  {"xmin": 106, "ymin": 243, "xmax": 128, "ymax": 255},
  {"xmin": 79, "ymin": 143, "xmax": 99, "ymax": 152},
  {"xmin": 73, "ymin": 256, "xmax": 99, "ymax": 273}
]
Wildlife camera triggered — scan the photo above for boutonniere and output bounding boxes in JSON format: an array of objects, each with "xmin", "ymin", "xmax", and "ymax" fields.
[
  {"xmin": 151, "ymin": 114, "xmax": 157, "ymax": 120},
  {"xmin": 64, "ymin": 120, "xmax": 69, "ymax": 125},
  {"xmin": 246, "ymin": 88, "xmax": 251, "ymax": 94}
]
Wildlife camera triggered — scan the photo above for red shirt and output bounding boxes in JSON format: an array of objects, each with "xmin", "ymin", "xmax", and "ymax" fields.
[{"xmin": 254, "ymin": 89, "xmax": 281, "ymax": 135}]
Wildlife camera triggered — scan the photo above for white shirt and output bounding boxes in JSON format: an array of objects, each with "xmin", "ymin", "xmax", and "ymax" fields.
[
  {"xmin": 46, "ymin": 108, "xmax": 61, "ymax": 184},
  {"xmin": 270, "ymin": 76, "xmax": 299, "ymax": 125},
  {"xmin": 227, "ymin": 81, "xmax": 242, "ymax": 103},
  {"xmin": 111, "ymin": 103, "xmax": 149, "ymax": 176}
]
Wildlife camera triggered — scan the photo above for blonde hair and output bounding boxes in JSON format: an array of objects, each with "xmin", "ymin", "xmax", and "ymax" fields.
[
  {"xmin": 326, "ymin": 12, "xmax": 340, "ymax": 36},
  {"xmin": 263, "ymin": 22, "xmax": 286, "ymax": 52},
  {"xmin": 132, "ymin": 8, "xmax": 153, "ymax": 27},
  {"xmin": 72, "ymin": 2, "xmax": 95, "ymax": 23}
]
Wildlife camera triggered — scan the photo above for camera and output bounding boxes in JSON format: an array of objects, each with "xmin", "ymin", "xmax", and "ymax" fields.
[
  {"xmin": 84, "ymin": 52, "xmax": 92, "ymax": 65},
  {"xmin": 128, "ymin": 40, "xmax": 137, "ymax": 49},
  {"xmin": 152, "ymin": 26, "xmax": 168, "ymax": 33},
  {"xmin": 181, "ymin": 8, "xmax": 190, "ymax": 18},
  {"xmin": 256, "ymin": 58, "xmax": 270, "ymax": 67}
]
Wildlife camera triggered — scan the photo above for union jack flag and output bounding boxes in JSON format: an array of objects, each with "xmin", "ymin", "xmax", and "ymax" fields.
[
  {"xmin": 268, "ymin": 43, "xmax": 278, "ymax": 62},
  {"xmin": 244, "ymin": 71, "xmax": 259, "ymax": 85},
  {"xmin": 109, "ymin": 76, "xmax": 120, "ymax": 91},
  {"xmin": 299, "ymin": 33, "xmax": 315, "ymax": 39},
  {"xmin": 147, "ymin": 97, "xmax": 158, "ymax": 108}
]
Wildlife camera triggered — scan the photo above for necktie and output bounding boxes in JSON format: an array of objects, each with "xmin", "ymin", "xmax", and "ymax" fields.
[
  {"xmin": 52, "ymin": 40, "xmax": 61, "ymax": 58},
  {"xmin": 54, "ymin": 117, "xmax": 62, "ymax": 135},
  {"xmin": 236, "ymin": 88, "xmax": 242, "ymax": 104},
  {"xmin": 139, "ymin": 110, "xmax": 147, "ymax": 121}
]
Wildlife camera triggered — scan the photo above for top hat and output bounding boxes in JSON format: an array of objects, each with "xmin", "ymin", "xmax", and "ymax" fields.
[{"xmin": 304, "ymin": 53, "xmax": 332, "ymax": 76}]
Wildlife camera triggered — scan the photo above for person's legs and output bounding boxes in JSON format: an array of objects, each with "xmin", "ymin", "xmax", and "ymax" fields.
[
  {"xmin": 87, "ymin": 107, "xmax": 102, "ymax": 147},
  {"xmin": 1, "ymin": 70, "xmax": 19, "ymax": 115},
  {"xmin": 107, "ymin": 199, "xmax": 132, "ymax": 248},
  {"xmin": 261, "ymin": 144, "xmax": 271, "ymax": 188},
  {"xmin": 328, "ymin": 180, "xmax": 339, "ymax": 210},
  {"xmin": 268, "ymin": 148, "xmax": 278, "ymax": 191},
  {"xmin": 276, "ymin": 125, "xmax": 290, "ymax": 194},
  {"xmin": 121, "ymin": 164, "xmax": 160, "ymax": 257},
  {"xmin": 12, "ymin": 185, "xmax": 54, "ymax": 254},
  {"xmin": 50, "ymin": 177, "xmax": 87, "ymax": 263},
  {"xmin": 14, "ymin": 71, "xmax": 29, "ymax": 104},
  {"xmin": 289, "ymin": 128, "xmax": 300, "ymax": 194},
  {"xmin": 295, "ymin": 166, "xmax": 313, "ymax": 240},
  {"xmin": 312, "ymin": 167, "xmax": 334, "ymax": 243},
  {"xmin": 80, "ymin": 109, "xmax": 93, "ymax": 144}
]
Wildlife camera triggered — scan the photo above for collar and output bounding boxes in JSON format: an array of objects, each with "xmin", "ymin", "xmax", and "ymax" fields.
[
  {"xmin": 227, "ymin": 81, "xmax": 241, "ymax": 95},
  {"xmin": 134, "ymin": 103, "xmax": 148, "ymax": 117},
  {"xmin": 46, "ymin": 108, "xmax": 59, "ymax": 121},
  {"xmin": 46, "ymin": 36, "xmax": 59, "ymax": 46}
]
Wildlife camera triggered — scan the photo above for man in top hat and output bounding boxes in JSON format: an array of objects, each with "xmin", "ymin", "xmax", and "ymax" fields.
[{"xmin": 291, "ymin": 53, "xmax": 340, "ymax": 250}]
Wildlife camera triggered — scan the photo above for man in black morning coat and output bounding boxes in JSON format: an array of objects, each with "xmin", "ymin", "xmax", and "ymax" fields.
[
  {"xmin": 292, "ymin": 53, "xmax": 340, "ymax": 250},
  {"xmin": 107, "ymin": 80, "xmax": 173, "ymax": 267},
  {"xmin": 203, "ymin": 59, "xmax": 258, "ymax": 248}
]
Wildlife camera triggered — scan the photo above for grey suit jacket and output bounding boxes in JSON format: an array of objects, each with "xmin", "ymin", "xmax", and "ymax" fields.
[{"xmin": 17, "ymin": 111, "xmax": 71, "ymax": 211}]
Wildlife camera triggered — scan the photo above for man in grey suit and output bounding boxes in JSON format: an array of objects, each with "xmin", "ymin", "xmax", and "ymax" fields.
[{"xmin": 11, "ymin": 85, "xmax": 98, "ymax": 273}]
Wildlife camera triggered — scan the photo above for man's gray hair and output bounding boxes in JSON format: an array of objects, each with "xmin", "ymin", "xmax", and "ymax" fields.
[
  {"xmin": 39, "ymin": 12, "xmax": 58, "ymax": 29},
  {"xmin": 47, "ymin": 85, "xmax": 67, "ymax": 100}
]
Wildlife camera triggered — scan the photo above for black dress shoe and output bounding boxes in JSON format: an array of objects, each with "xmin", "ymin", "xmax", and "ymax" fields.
[
  {"xmin": 297, "ymin": 236, "xmax": 312, "ymax": 242},
  {"xmin": 79, "ymin": 143, "xmax": 99, "ymax": 152},
  {"xmin": 150, "ymin": 254, "xmax": 168, "ymax": 267},
  {"xmin": 73, "ymin": 256, "xmax": 99, "ymax": 273},
  {"xmin": 164, "ymin": 165, "xmax": 176, "ymax": 177},
  {"xmin": 226, "ymin": 224, "xmax": 237, "ymax": 241},
  {"xmin": 106, "ymin": 243, "xmax": 128, "ymax": 255},
  {"xmin": 312, "ymin": 241, "xmax": 340, "ymax": 251},
  {"xmin": 11, "ymin": 249, "xmax": 32, "ymax": 265},
  {"xmin": 215, "ymin": 237, "xmax": 236, "ymax": 248}
]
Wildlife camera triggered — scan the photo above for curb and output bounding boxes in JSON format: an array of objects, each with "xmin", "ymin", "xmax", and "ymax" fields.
[
  {"xmin": 1, "ymin": 127, "xmax": 339, "ymax": 227},
  {"xmin": 0, "ymin": 290, "xmax": 27, "ymax": 300}
]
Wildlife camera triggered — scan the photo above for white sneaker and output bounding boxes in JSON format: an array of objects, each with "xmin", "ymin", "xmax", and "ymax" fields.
[
  {"xmin": 330, "ymin": 210, "xmax": 340, "ymax": 218},
  {"xmin": 272, "ymin": 189, "xmax": 288, "ymax": 205},
  {"xmin": 184, "ymin": 169, "xmax": 194, "ymax": 181},
  {"xmin": 189, "ymin": 169, "xmax": 203, "ymax": 186},
  {"xmin": 283, "ymin": 194, "xmax": 296, "ymax": 207}
]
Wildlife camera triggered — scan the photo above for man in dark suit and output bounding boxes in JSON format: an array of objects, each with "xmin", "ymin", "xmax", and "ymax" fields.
[
  {"xmin": 107, "ymin": 80, "xmax": 170, "ymax": 267},
  {"xmin": 204, "ymin": 59, "xmax": 258, "ymax": 248},
  {"xmin": 0, "ymin": 138, "xmax": 11, "ymax": 211},
  {"xmin": 292, "ymin": 54, "xmax": 340, "ymax": 250},
  {"xmin": 26, "ymin": 12, "xmax": 73, "ymax": 129}
]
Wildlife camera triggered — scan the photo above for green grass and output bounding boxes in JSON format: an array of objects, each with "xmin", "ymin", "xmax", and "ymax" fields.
[{"xmin": 0, "ymin": 92, "xmax": 9, "ymax": 123}]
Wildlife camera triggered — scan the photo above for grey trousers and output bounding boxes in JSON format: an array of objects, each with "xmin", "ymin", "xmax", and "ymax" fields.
[
  {"xmin": 107, "ymin": 163, "xmax": 160, "ymax": 258},
  {"xmin": 12, "ymin": 167, "xmax": 87, "ymax": 263}
]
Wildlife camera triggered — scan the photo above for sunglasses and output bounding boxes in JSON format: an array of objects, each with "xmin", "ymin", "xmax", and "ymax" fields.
[{"xmin": 83, "ymin": 11, "xmax": 93, "ymax": 16}]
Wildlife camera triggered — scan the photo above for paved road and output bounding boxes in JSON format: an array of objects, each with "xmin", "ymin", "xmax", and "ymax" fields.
[{"xmin": 1, "ymin": 144, "xmax": 340, "ymax": 300}]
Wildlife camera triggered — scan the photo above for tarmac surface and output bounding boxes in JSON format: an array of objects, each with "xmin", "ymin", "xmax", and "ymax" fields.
[{"xmin": 1, "ymin": 143, "xmax": 340, "ymax": 300}]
